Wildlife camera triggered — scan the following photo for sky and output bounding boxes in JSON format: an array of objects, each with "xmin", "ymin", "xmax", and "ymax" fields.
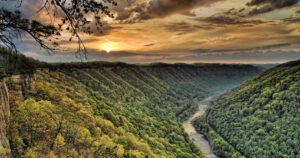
[{"xmin": 1, "ymin": 0, "xmax": 300, "ymax": 64}]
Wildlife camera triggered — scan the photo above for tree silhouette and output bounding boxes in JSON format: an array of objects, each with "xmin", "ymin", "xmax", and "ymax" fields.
[{"xmin": 0, "ymin": 0, "xmax": 117, "ymax": 58}]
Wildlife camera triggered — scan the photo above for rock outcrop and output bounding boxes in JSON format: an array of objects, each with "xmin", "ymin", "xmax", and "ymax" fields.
[
  {"xmin": 0, "ymin": 81, "xmax": 12, "ymax": 158},
  {"xmin": 11, "ymin": 74, "xmax": 36, "ymax": 100},
  {"xmin": 0, "ymin": 73, "xmax": 36, "ymax": 158}
]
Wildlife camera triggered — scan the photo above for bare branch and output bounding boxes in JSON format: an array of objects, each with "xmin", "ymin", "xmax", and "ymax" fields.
[{"xmin": 0, "ymin": 0, "xmax": 117, "ymax": 59}]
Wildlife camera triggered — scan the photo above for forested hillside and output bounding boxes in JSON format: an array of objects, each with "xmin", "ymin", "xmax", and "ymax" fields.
[
  {"xmin": 143, "ymin": 63, "xmax": 261, "ymax": 98},
  {"xmin": 195, "ymin": 60, "xmax": 300, "ymax": 158},
  {"xmin": 1, "ymin": 48, "xmax": 262, "ymax": 157},
  {"xmin": 8, "ymin": 68, "xmax": 205, "ymax": 158}
]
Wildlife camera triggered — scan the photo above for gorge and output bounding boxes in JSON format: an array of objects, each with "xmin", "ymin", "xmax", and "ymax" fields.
[{"xmin": 0, "ymin": 50, "xmax": 262, "ymax": 157}]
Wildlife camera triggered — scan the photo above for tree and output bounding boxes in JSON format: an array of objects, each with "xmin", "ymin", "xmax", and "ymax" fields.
[
  {"xmin": 53, "ymin": 133, "xmax": 66, "ymax": 154},
  {"xmin": 0, "ymin": 0, "xmax": 117, "ymax": 58}
]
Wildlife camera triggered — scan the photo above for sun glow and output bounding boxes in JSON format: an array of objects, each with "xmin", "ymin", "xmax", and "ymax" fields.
[{"xmin": 100, "ymin": 42, "xmax": 117, "ymax": 53}]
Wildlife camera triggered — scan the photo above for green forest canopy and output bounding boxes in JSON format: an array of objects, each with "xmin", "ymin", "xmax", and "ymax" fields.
[{"xmin": 202, "ymin": 60, "xmax": 300, "ymax": 158}]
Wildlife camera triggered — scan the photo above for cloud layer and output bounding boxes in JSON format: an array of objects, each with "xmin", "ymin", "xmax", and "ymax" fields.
[
  {"xmin": 114, "ymin": 0, "xmax": 224, "ymax": 23},
  {"xmin": 247, "ymin": 0, "xmax": 300, "ymax": 15},
  {"xmin": 1, "ymin": 0, "xmax": 300, "ymax": 64},
  {"xmin": 196, "ymin": 15, "xmax": 266, "ymax": 26},
  {"xmin": 192, "ymin": 43, "xmax": 292, "ymax": 54}
]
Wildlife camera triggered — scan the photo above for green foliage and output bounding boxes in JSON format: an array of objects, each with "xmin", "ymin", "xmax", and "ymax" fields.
[
  {"xmin": 5, "ymin": 56, "xmax": 261, "ymax": 157},
  {"xmin": 205, "ymin": 60, "xmax": 300, "ymax": 157},
  {"xmin": 0, "ymin": 148, "xmax": 11, "ymax": 156},
  {"xmin": 0, "ymin": 47, "xmax": 44, "ymax": 76},
  {"xmin": 8, "ymin": 68, "xmax": 204, "ymax": 157},
  {"xmin": 5, "ymin": 78, "xmax": 16, "ymax": 90},
  {"xmin": 0, "ymin": 67, "xmax": 6, "ymax": 79},
  {"xmin": 193, "ymin": 116, "xmax": 245, "ymax": 158}
]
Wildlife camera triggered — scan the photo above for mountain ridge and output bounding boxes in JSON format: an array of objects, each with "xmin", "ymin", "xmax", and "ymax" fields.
[{"xmin": 194, "ymin": 59, "xmax": 300, "ymax": 157}]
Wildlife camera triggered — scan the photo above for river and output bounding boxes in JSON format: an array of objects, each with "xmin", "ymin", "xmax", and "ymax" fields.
[{"xmin": 182, "ymin": 97, "xmax": 217, "ymax": 158}]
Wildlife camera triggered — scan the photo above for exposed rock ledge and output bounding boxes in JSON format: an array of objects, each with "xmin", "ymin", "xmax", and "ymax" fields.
[
  {"xmin": 0, "ymin": 81, "xmax": 12, "ymax": 158},
  {"xmin": 0, "ymin": 73, "xmax": 35, "ymax": 158}
]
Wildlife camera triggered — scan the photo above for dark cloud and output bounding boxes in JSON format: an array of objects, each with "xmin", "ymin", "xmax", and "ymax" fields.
[
  {"xmin": 164, "ymin": 22, "xmax": 213, "ymax": 34},
  {"xmin": 246, "ymin": 0, "xmax": 300, "ymax": 15},
  {"xmin": 246, "ymin": 0, "xmax": 299, "ymax": 8},
  {"xmin": 146, "ymin": 0, "xmax": 223, "ymax": 18},
  {"xmin": 144, "ymin": 43, "xmax": 155, "ymax": 47},
  {"xmin": 192, "ymin": 43, "xmax": 292, "ymax": 54},
  {"xmin": 195, "ymin": 12, "xmax": 267, "ymax": 27},
  {"xmin": 217, "ymin": 0, "xmax": 299, "ymax": 17},
  {"xmin": 257, "ymin": 43, "xmax": 292, "ymax": 49},
  {"xmin": 199, "ymin": 15, "xmax": 265, "ymax": 25},
  {"xmin": 248, "ymin": 5, "xmax": 274, "ymax": 15},
  {"xmin": 114, "ymin": 1, "xmax": 150, "ymax": 22},
  {"xmin": 114, "ymin": 0, "xmax": 224, "ymax": 23},
  {"xmin": 284, "ymin": 17, "xmax": 300, "ymax": 23},
  {"xmin": 239, "ymin": 8, "xmax": 246, "ymax": 12},
  {"xmin": 89, "ymin": 24, "xmax": 122, "ymax": 36}
]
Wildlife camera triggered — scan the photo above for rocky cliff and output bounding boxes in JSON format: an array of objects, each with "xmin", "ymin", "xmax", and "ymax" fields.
[
  {"xmin": 0, "ymin": 74, "xmax": 35, "ymax": 158},
  {"xmin": 11, "ymin": 74, "xmax": 36, "ymax": 99},
  {"xmin": 0, "ymin": 81, "xmax": 12, "ymax": 158}
]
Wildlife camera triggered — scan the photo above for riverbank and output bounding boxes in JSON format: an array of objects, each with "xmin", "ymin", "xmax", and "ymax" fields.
[
  {"xmin": 182, "ymin": 97, "xmax": 217, "ymax": 158},
  {"xmin": 192, "ymin": 101, "xmax": 246, "ymax": 158}
]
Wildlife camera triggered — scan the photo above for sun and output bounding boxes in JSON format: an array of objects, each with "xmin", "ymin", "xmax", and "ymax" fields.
[{"xmin": 101, "ymin": 42, "xmax": 116, "ymax": 53}]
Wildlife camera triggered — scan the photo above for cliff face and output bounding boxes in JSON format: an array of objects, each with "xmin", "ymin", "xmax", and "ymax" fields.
[
  {"xmin": 0, "ymin": 73, "xmax": 35, "ymax": 158},
  {"xmin": 0, "ymin": 81, "xmax": 12, "ymax": 158},
  {"xmin": 11, "ymin": 74, "xmax": 36, "ymax": 99}
]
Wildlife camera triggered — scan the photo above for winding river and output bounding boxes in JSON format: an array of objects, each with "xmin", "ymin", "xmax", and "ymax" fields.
[{"xmin": 183, "ymin": 97, "xmax": 217, "ymax": 158}]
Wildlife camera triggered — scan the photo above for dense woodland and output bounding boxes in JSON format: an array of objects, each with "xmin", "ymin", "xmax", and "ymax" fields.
[
  {"xmin": 7, "ymin": 68, "xmax": 205, "ymax": 157},
  {"xmin": 0, "ymin": 47, "xmax": 44, "ymax": 76},
  {"xmin": 0, "ymin": 48, "xmax": 262, "ymax": 157},
  {"xmin": 193, "ymin": 116, "xmax": 245, "ymax": 158},
  {"xmin": 143, "ymin": 63, "xmax": 261, "ymax": 98},
  {"xmin": 194, "ymin": 60, "xmax": 300, "ymax": 158}
]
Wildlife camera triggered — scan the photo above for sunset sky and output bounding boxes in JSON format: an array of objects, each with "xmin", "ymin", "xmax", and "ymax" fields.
[{"xmin": 1, "ymin": 0, "xmax": 300, "ymax": 64}]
